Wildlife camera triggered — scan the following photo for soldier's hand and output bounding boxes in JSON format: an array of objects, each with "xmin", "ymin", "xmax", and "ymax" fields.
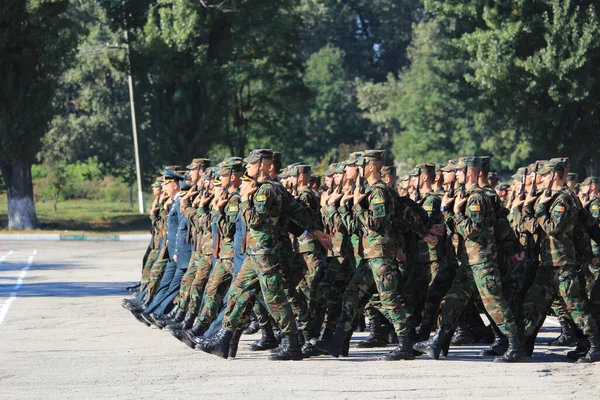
[
  {"xmin": 441, "ymin": 192, "xmax": 455, "ymax": 207},
  {"xmin": 242, "ymin": 182, "xmax": 258, "ymax": 202},
  {"xmin": 453, "ymin": 194, "xmax": 467, "ymax": 214},
  {"xmin": 537, "ymin": 191, "xmax": 552, "ymax": 204},
  {"xmin": 320, "ymin": 190, "xmax": 330, "ymax": 207},
  {"xmin": 511, "ymin": 197, "xmax": 523, "ymax": 211},
  {"xmin": 216, "ymin": 193, "xmax": 229, "ymax": 210},
  {"xmin": 525, "ymin": 191, "xmax": 539, "ymax": 205},
  {"xmin": 201, "ymin": 193, "xmax": 213, "ymax": 206},
  {"xmin": 353, "ymin": 184, "xmax": 366, "ymax": 205},
  {"xmin": 342, "ymin": 189, "xmax": 354, "ymax": 204},
  {"xmin": 429, "ymin": 224, "xmax": 445, "ymax": 236},
  {"xmin": 311, "ymin": 230, "xmax": 333, "ymax": 250},
  {"xmin": 423, "ymin": 234, "xmax": 438, "ymax": 246},
  {"xmin": 328, "ymin": 191, "xmax": 343, "ymax": 206}
]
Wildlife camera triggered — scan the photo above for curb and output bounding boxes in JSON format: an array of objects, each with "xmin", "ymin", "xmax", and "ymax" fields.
[{"xmin": 0, "ymin": 234, "xmax": 151, "ymax": 242}]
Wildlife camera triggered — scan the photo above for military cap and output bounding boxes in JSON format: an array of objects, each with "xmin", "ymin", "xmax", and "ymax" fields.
[
  {"xmin": 567, "ymin": 172, "xmax": 578, "ymax": 182},
  {"xmin": 151, "ymin": 180, "xmax": 162, "ymax": 188},
  {"xmin": 488, "ymin": 171, "xmax": 498, "ymax": 179},
  {"xmin": 295, "ymin": 164, "xmax": 311, "ymax": 174},
  {"xmin": 455, "ymin": 156, "xmax": 483, "ymax": 169},
  {"xmin": 441, "ymin": 159, "xmax": 458, "ymax": 172},
  {"xmin": 358, "ymin": 150, "xmax": 386, "ymax": 164},
  {"xmin": 163, "ymin": 169, "xmax": 185, "ymax": 183},
  {"xmin": 435, "ymin": 163, "xmax": 443, "ymax": 172},
  {"xmin": 381, "ymin": 166, "xmax": 396, "ymax": 176},
  {"xmin": 186, "ymin": 158, "xmax": 211, "ymax": 170},
  {"xmin": 526, "ymin": 161, "xmax": 545, "ymax": 174},
  {"xmin": 560, "ymin": 157, "xmax": 571, "ymax": 170},
  {"xmin": 409, "ymin": 163, "xmax": 435, "ymax": 176},
  {"xmin": 203, "ymin": 167, "xmax": 218, "ymax": 179},
  {"xmin": 323, "ymin": 163, "xmax": 344, "ymax": 177},
  {"xmin": 511, "ymin": 167, "xmax": 527, "ymax": 181},
  {"xmin": 343, "ymin": 151, "xmax": 364, "ymax": 166},
  {"xmin": 497, "ymin": 183, "xmax": 510, "ymax": 191},
  {"xmin": 179, "ymin": 181, "xmax": 192, "ymax": 191},
  {"xmin": 537, "ymin": 158, "xmax": 566, "ymax": 175},
  {"xmin": 399, "ymin": 175, "xmax": 410, "ymax": 182},
  {"xmin": 244, "ymin": 149, "xmax": 273, "ymax": 163},
  {"xmin": 278, "ymin": 168, "xmax": 289, "ymax": 179},
  {"xmin": 164, "ymin": 165, "xmax": 184, "ymax": 173},
  {"xmin": 583, "ymin": 176, "xmax": 599, "ymax": 185},
  {"xmin": 218, "ymin": 157, "xmax": 244, "ymax": 176}
]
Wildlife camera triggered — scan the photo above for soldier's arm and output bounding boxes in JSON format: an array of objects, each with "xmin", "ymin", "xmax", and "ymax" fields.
[
  {"xmin": 396, "ymin": 199, "xmax": 431, "ymax": 238},
  {"xmin": 536, "ymin": 197, "xmax": 569, "ymax": 236},
  {"xmin": 455, "ymin": 194, "xmax": 485, "ymax": 240},
  {"xmin": 338, "ymin": 202, "xmax": 358, "ymax": 233},
  {"xmin": 518, "ymin": 204, "xmax": 538, "ymax": 235},
  {"xmin": 242, "ymin": 185, "xmax": 274, "ymax": 228},
  {"xmin": 353, "ymin": 188, "xmax": 388, "ymax": 232},
  {"xmin": 218, "ymin": 194, "xmax": 240, "ymax": 238}
]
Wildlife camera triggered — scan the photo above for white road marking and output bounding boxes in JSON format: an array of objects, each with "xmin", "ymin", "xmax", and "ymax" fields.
[
  {"xmin": 0, "ymin": 250, "xmax": 36, "ymax": 325},
  {"xmin": 0, "ymin": 249, "xmax": 14, "ymax": 266}
]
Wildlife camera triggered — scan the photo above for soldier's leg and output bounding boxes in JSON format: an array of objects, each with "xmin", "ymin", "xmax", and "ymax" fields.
[
  {"xmin": 336, "ymin": 260, "xmax": 376, "ymax": 333},
  {"xmin": 521, "ymin": 265, "xmax": 557, "ymax": 338},
  {"xmin": 195, "ymin": 258, "xmax": 234, "ymax": 328},
  {"xmin": 280, "ymin": 255, "xmax": 311, "ymax": 333},
  {"xmin": 140, "ymin": 249, "xmax": 159, "ymax": 287},
  {"xmin": 144, "ymin": 260, "xmax": 177, "ymax": 313},
  {"xmin": 556, "ymin": 266, "xmax": 599, "ymax": 337},
  {"xmin": 319, "ymin": 257, "xmax": 355, "ymax": 332},
  {"xmin": 151, "ymin": 265, "xmax": 188, "ymax": 316},
  {"xmin": 145, "ymin": 258, "xmax": 168, "ymax": 298},
  {"xmin": 174, "ymin": 258, "xmax": 199, "ymax": 312},
  {"xmin": 222, "ymin": 257, "xmax": 261, "ymax": 331},
  {"xmin": 186, "ymin": 255, "xmax": 215, "ymax": 316},
  {"xmin": 417, "ymin": 259, "xmax": 457, "ymax": 340}
]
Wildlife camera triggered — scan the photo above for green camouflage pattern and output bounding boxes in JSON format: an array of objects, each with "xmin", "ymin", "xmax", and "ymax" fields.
[
  {"xmin": 175, "ymin": 259, "xmax": 199, "ymax": 310},
  {"xmin": 223, "ymin": 254, "xmax": 298, "ymax": 334},
  {"xmin": 216, "ymin": 188, "xmax": 241, "ymax": 258},
  {"xmin": 586, "ymin": 195, "xmax": 600, "ymax": 256},
  {"xmin": 195, "ymin": 257, "xmax": 234, "ymax": 327},
  {"xmin": 185, "ymin": 254, "xmax": 213, "ymax": 315},
  {"xmin": 241, "ymin": 180, "xmax": 283, "ymax": 255},
  {"xmin": 296, "ymin": 187, "xmax": 322, "ymax": 253}
]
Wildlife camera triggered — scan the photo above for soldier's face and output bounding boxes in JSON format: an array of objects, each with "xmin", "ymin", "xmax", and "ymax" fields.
[
  {"xmin": 443, "ymin": 171, "xmax": 455, "ymax": 185},
  {"xmin": 165, "ymin": 181, "xmax": 178, "ymax": 197},
  {"xmin": 189, "ymin": 169, "xmax": 199, "ymax": 183},
  {"xmin": 333, "ymin": 173, "xmax": 342, "ymax": 185},
  {"xmin": 346, "ymin": 166, "xmax": 357, "ymax": 179},
  {"xmin": 324, "ymin": 176, "xmax": 333, "ymax": 187},
  {"xmin": 567, "ymin": 181, "xmax": 576, "ymax": 190},
  {"xmin": 581, "ymin": 185, "xmax": 590, "ymax": 194},
  {"xmin": 152, "ymin": 187, "xmax": 161, "ymax": 196},
  {"xmin": 456, "ymin": 169, "xmax": 466, "ymax": 184},
  {"xmin": 221, "ymin": 174, "xmax": 231, "ymax": 187},
  {"xmin": 246, "ymin": 162, "xmax": 259, "ymax": 177}
]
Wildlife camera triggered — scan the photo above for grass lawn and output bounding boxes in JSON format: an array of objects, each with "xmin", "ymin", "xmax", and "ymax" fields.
[{"xmin": 0, "ymin": 198, "xmax": 154, "ymax": 233}]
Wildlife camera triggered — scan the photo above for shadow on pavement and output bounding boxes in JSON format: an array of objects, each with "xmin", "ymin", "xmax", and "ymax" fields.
[
  {"xmin": 0, "ymin": 261, "xmax": 82, "ymax": 272},
  {"xmin": 0, "ymin": 281, "xmax": 136, "ymax": 297}
]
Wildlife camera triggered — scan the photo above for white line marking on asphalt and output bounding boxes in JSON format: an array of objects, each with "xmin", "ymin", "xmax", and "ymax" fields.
[
  {"xmin": 0, "ymin": 251, "xmax": 36, "ymax": 325},
  {"xmin": 0, "ymin": 250, "xmax": 14, "ymax": 266}
]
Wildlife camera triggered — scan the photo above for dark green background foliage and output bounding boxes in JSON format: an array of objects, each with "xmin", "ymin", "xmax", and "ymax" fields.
[{"xmin": 5, "ymin": 0, "xmax": 600, "ymax": 204}]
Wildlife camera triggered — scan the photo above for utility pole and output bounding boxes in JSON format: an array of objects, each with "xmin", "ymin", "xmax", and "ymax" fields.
[{"xmin": 124, "ymin": 31, "xmax": 145, "ymax": 214}]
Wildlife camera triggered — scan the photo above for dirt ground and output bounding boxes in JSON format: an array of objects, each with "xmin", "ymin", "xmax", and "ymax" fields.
[{"xmin": 0, "ymin": 242, "xmax": 598, "ymax": 399}]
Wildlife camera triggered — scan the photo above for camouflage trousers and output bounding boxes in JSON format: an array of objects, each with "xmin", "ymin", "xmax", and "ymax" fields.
[
  {"xmin": 184, "ymin": 254, "xmax": 213, "ymax": 315},
  {"xmin": 438, "ymin": 261, "xmax": 518, "ymax": 337},
  {"xmin": 174, "ymin": 254, "xmax": 198, "ymax": 310},
  {"xmin": 297, "ymin": 252, "xmax": 326, "ymax": 304},
  {"xmin": 223, "ymin": 254, "xmax": 298, "ymax": 335},
  {"xmin": 419, "ymin": 259, "xmax": 458, "ymax": 327},
  {"xmin": 522, "ymin": 264, "xmax": 598, "ymax": 337},
  {"xmin": 314, "ymin": 256, "xmax": 355, "ymax": 331},
  {"xmin": 195, "ymin": 258, "xmax": 234, "ymax": 328},
  {"xmin": 140, "ymin": 248, "xmax": 160, "ymax": 287},
  {"xmin": 338, "ymin": 257, "xmax": 412, "ymax": 336},
  {"xmin": 145, "ymin": 256, "xmax": 169, "ymax": 298}
]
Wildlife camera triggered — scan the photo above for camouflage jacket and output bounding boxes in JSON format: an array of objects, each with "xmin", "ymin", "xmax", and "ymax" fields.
[
  {"xmin": 564, "ymin": 188, "xmax": 595, "ymax": 263},
  {"xmin": 338, "ymin": 198, "xmax": 362, "ymax": 259},
  {"xmin": 322, "ymin": 204, "xmax": 351, "ymax": 258},
  {"xmin": 353, "ymin": 180, "xmax": 396, "ymax": 259},
  {"xmin": 296, "ymin": 187, "xmax": 323, "ymax": 254},
  {"xmin": 414, "ymin": 191, "xmax": 444, "ymax": 263},
  {"xmin": 194, "ymin": 203, "xmax": 214, "ymax": 256},
  {"xmin": 242, "ymin": 180, "xmax": 283, "ymax": 255},
  {"xmin": 216, "ymin": 188, "xmax": 241, "ymax": 259},
  {"xmin": 454, "ymin": 184, "xmax": 497, "ymax": 265},
  {"xmin": 483, "ymin": 185, "xmax": 521, "ymax": 258},
  {"xmin": 531, "ymin": 187, "xmax": 577, "ymax": 267},
  {"xmin": 586, "ymin": 195, "xmax": 600, "ymax": 257}
]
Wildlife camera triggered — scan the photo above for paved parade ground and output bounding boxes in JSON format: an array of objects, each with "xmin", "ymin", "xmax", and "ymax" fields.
[{"xmin": 0, "ymin": 241, "xmax": 599, "ymax": 399}]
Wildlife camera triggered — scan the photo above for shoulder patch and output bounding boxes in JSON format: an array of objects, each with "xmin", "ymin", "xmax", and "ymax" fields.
[
  {"xmin": 592, "ymin": 205, "xmax": 599, "ymax": 211},
  {"xmin": 469, "ymin": 205, "xmax": 481, "ymax": 212},
  {"xmin": 229, "ymin": 205, "xmax": 239, "ymax": 212},
  {"xmin": 256, "ymin": 195, "xmax": 267, "ymax": 202},
  {"xmin": 555, "ymin": 206, "xmax": 565, "ymax": 212},
  {"xmin": 372, "ymin": 197, "xmax": 385, "ymax": 205},
  {"xmin": 424, "ymin": 205, "xmax": 433, "ymax": 211}
]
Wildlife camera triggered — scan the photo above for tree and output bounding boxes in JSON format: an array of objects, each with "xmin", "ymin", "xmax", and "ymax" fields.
[{"xmin": 0, "ymin": 0, "xmax": 81, "ymax": 229}]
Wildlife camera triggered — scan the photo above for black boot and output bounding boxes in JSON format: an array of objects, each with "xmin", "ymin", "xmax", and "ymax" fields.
[
  {"xmin": 413, "ymin": 329, "xmax": 452, "ymax": 360},
  {"xmin": 301, "ymin": 330, "xmax": 324, "ymax": 357},
  {"xmin": 228, "ymin": 329, "xmax": 243, "ymax": 359},
  {"xmin": 567, "ymin": 338, "xmax": 590, "ymax": 360},
  {"xmin": 199, "ymin": 327, "xmax": 234, "ymax": 359},
  {"xmin": 480, "ymin": 323, "xmax": 508, "ymax": 356},
  {"xmin": 131, "ymin": 310, "xmax": 151, "ymax": 327},
  {"xmin": 121, "ymin": 298, "xmax": 138, "ymax": 310},
  {"xmin": 243, "ymin": 313, "xmax": 260, "ymax": 335},
  {"xmin": 340, "ymin": 332, "xmax": 352, "ymax": 357},
  {"xmin": 548, "ymin": 319, "xmax": 578, "ymax": 347},
  {"xmin": 381, "ymin": 334, "xmax": 416, "ymax": 361},
  {"xmin": 156, "ymin": 308, "xmax": 186, "ymax": 329},
  {"xmin": 163, "ymin": 306, "xmax": 180, "ymax": 321},
  {"xmin": 576, "ymin": 335, "xmax": 600, "ymax": 363},
  {"xmin": 356, "ymin": 316, "xmax": 387, "ymax": 348},
  {"xmin": 493, "ymin": 334, "xmax": 529, "ymax": 363},
  {"xmin": 451, "ymin": 323, "xmax": 476, "ymax": 345},
  {"xmin": 180, "ymin": 322, "xmax": 208, "ymax": 349},
  {"xmin": 249, "ymin": 323, "xmax": 279, "ymax": 351},
  {"xmin": 167, "ymin": 312, "xmax": 196, "ymax": 332},
  {"xmin": 269, "ymin": 333, "xmax": 304, "ymax": 360},
  {"xmin": 315, "ymin": 327, "xmax": 347, "ymax": 358}
]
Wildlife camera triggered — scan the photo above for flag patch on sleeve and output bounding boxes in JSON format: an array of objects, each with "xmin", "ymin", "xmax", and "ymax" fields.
[{"xmin": 469, "ymin": 205, "xmax": 481, "ymax": 212}]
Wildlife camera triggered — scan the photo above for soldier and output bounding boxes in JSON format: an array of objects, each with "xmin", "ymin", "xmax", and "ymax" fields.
[
  {"xmin": 488, "ymin": 172, "xmax": 499, "ymax": 189},
  {"xmin": 317, "ymin": 150, "xmax": 419, "ymax": 361},
  {"xmin": 415, "ymin": 156, "xmax": 528, "ymax": 363},
  {"xmin": 199, "ymin": 149, "xmax": 304, "ymax": 361},
  {"xmin": 566, "ymin": 172, "xmax": 578, "ymax": 194},
  {"xmin": 497, "ymin": 184, "xmax": 510, "ymax": 207},
  {"xmin": 519, "ymin": 159, "xmax": 600, "ymax": 363}
]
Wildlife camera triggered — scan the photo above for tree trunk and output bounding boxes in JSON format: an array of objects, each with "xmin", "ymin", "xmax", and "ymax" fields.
[
  {"xmin": 0, "ymin": 159, "xmax": 39, "ymax": 230},
  {"xmin": 129, "ymin": 183, "xmax": 134, "ymax": 208}
]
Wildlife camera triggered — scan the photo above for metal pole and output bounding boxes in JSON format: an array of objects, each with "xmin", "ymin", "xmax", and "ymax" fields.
[{"xmin": 124, "ymin": 32, "xmax": 145, "ymax": 214}]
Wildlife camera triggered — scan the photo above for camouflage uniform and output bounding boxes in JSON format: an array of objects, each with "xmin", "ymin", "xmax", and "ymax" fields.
[{"xmin": 437, "ymin": 158, "xmax": 519, "ymax": 339}]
